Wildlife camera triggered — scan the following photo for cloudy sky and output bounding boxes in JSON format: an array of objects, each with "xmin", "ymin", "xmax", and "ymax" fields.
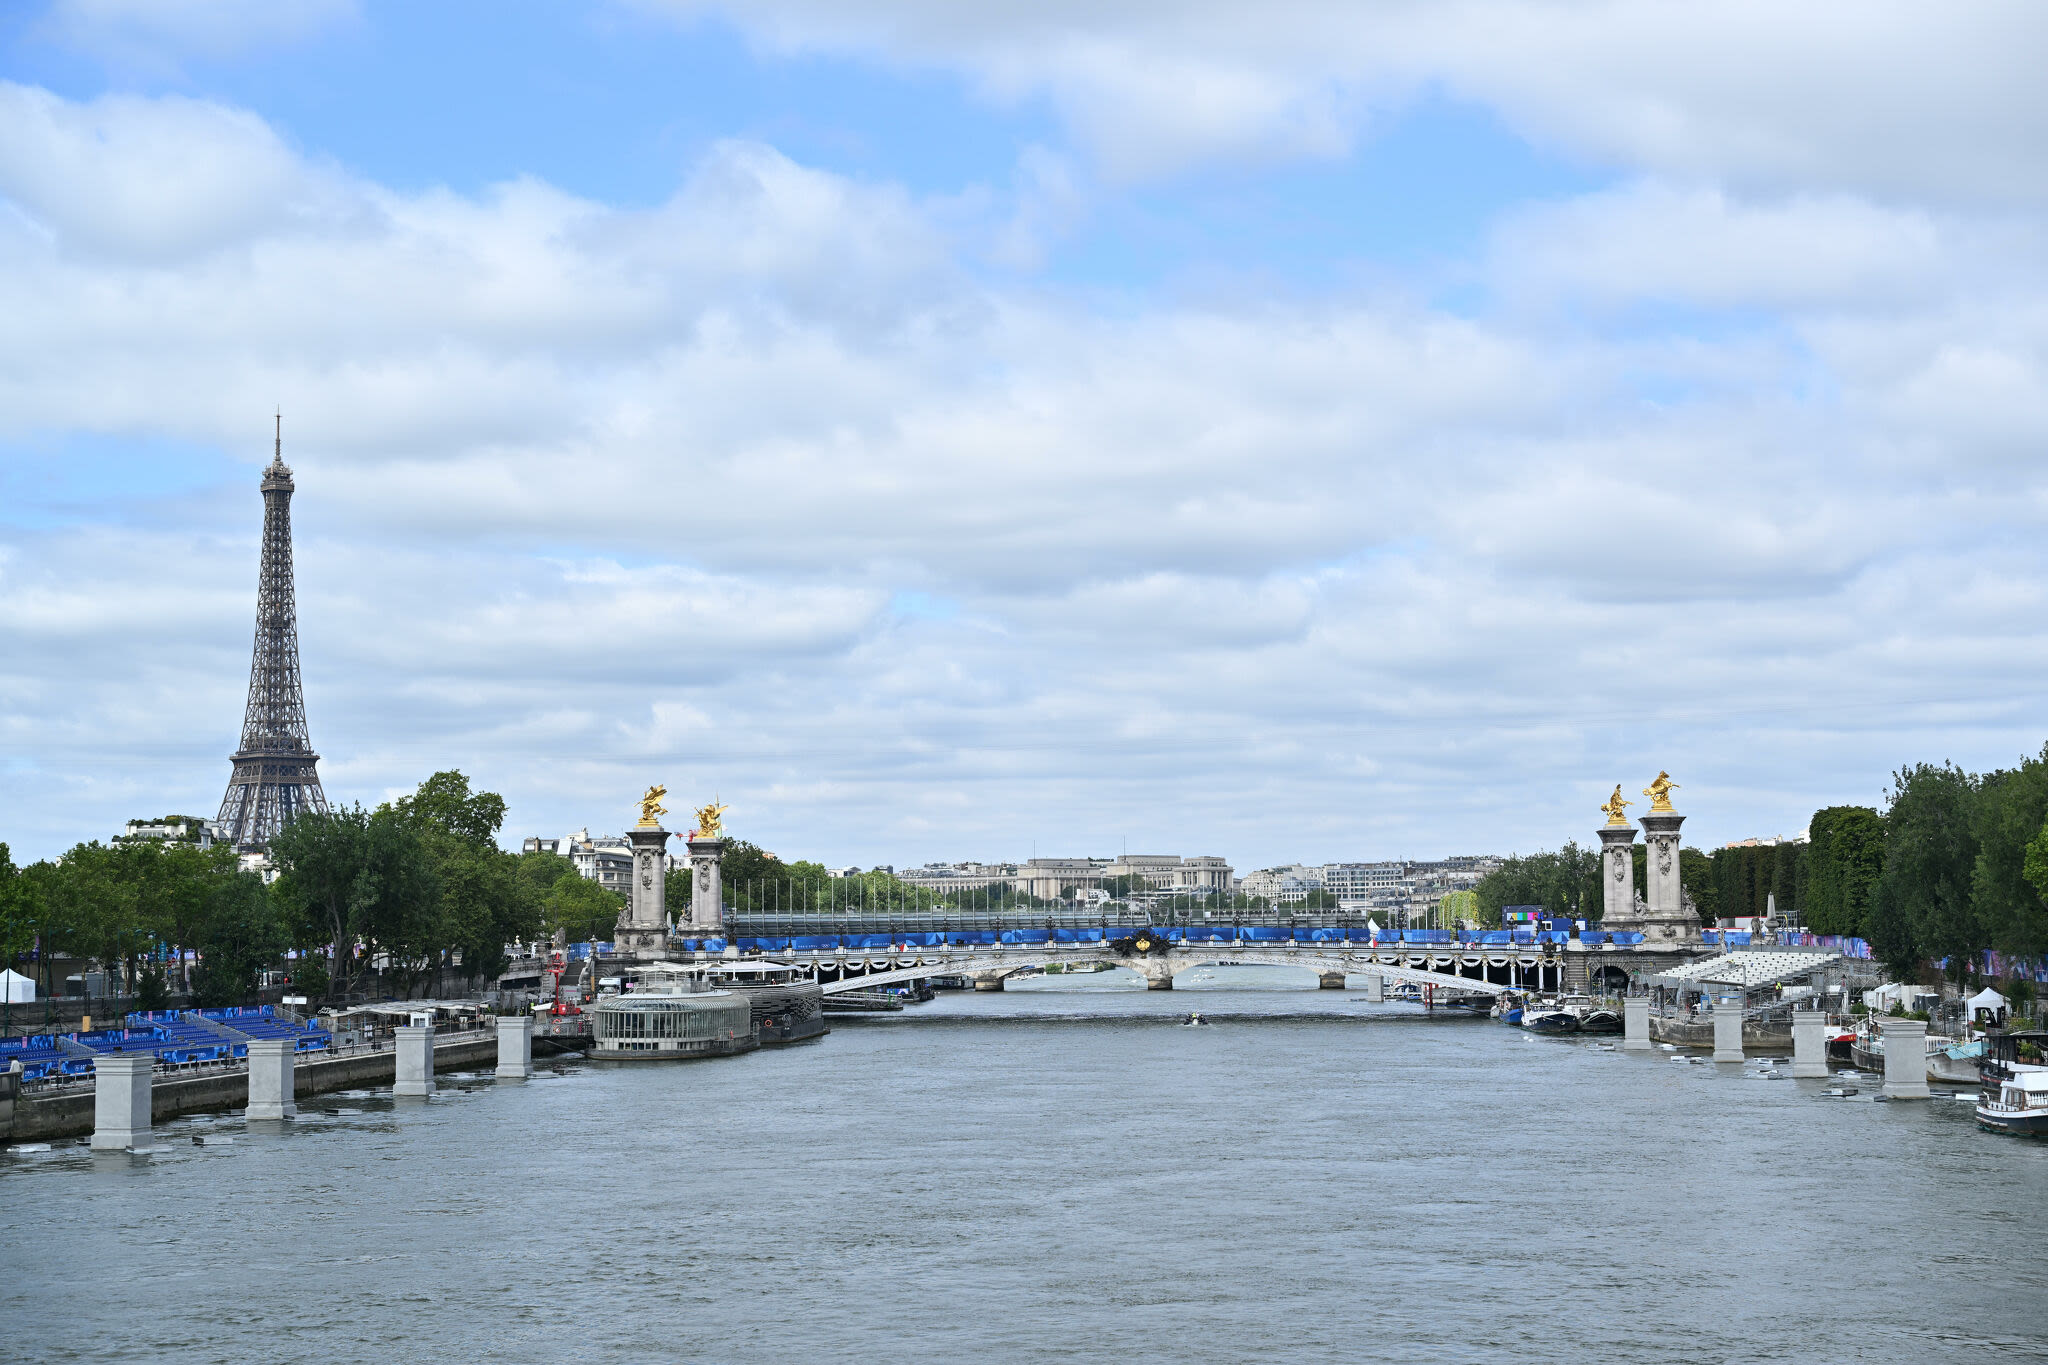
[{"xmin": 2, "ymin": 1, "xmax": 2043, "ymax": 869}]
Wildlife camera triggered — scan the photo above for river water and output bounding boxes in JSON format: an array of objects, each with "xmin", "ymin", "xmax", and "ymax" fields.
[{"xmin": 5, "ymin": 973, "xmax": 2046, "ymax": 1363}]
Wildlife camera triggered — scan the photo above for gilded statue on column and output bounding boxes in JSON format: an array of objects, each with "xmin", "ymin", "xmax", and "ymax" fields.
[
  {"xmin": 1642, "ymin": 771, "xmax": 1679, "ymax": 813},
  {"xmin": 693, "ymin": 801, "xmax": 728, "ymax": 839},
  {"xmin": 636, "ymin": 784, "xmax": 668, "ymax": 828},
  {"xmin": 1600, "ymin": 785, "xmax": 1632, "ymax": 827}
]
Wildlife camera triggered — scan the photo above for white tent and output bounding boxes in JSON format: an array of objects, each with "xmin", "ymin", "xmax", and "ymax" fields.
[
  {"xmin": 0, "ymin": 968, "xmax": 35, "ymax": 1004},
  {"xmin": 1970, "ymin": 987, "xmax": 2008, "ymax": 1010}
]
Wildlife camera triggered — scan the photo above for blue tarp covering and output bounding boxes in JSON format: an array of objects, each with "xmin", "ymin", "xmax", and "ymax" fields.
[
  {"xmin": 1001, "ymin": 929, "xmax": 1052, "ymax": 944},
  {"xmin": 1579, "ymin": 931, "xmax": 1607, "ymax": 946},
  {"xmin": 1477, "ymin": 931, "xmax": 1512, "ymax": 944},
  {"xmin": 849, "ymin": 933, "xmax": 892, "ymax": 949},
  {"xmin": 1404, "ymin": 930, "xmax": 1453, "ymax": 944},
  {"xmin": 791, "ymin": 935, "xmax": 837, "ymax": 950},
  {"xmin": 698, "ymin": 938, "xmax": 727, "ymax": 953},
  {"xmin": 906, "ymin": 932, "xmax": 945, "ymax": 948},
  {"xmin": 1346, "ymin": 927, "xmax": 1383, "ymax": 942},
  {"xmin": 1303, "ymin": 927, "xmax": 1346, "ymax": 942},
  {"xmin": 1243, "ymin": 927, "xmax": 1289, "ymax": 942}
]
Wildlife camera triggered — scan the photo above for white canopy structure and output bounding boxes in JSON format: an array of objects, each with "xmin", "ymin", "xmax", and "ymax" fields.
[
  {"xmin": 1649, "ymin": 949, "xmax": 1840, "ymax": 989},
  {"xmin": 0, "ymin": 968, "xmax": 34, "ymax": 1003},
  {"xmin": 1969, "ymin": 986, "xmax": 2008, "ymax": 1011}
]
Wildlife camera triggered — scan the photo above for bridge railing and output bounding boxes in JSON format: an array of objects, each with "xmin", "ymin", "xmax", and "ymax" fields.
[{"xmin": 710, "ymin": 922, "xmax": 1599, "ymax": 953}]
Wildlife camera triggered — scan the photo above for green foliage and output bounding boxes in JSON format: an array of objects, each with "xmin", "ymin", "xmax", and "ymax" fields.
[
  {"xmin": 1707, "ymin": 841, "xmax": 1807, "ymax": 923},
  {"xmin": 1475, "ymin": 841, "xmax": 1599, "ymax": 922},
  {"xmin": 1807, "ymin": 806, "xmax": 1885, "ymax": 936},
  {"xmin": 517, "ymin": 850, "xmax": 623, "ymax": 944},
  {"xmin": 1971, "ymin": 744, "xmax": 2048, "ymax": 959},
  {"xmin": 1864, "ymin": 854, "xmax": 1922, "ymax": 980},
  {"xmin": 0, "ymin": 842, "xmax": 36, "ymax": 969},
  {"xmin": 1679, "ymin": 847, "xmax": 1717, "ymax": 925},
  {"xmin": 271, "ymin": 770, "xmax": 540, "ymax": 994},
  {"xmin": 2027, "ymin": 818, "xmax": 2048, "ymax": 904},
  {"xmin": 135, "ymin": 965, "xmax": 171, "ymax": 1012},
  {"xmin": 1102, "ymin": 875, "xmax": 1146, "ymax": 899},
  {"xmin": 1879, "ymin": 762, "xmax": 1985, "ymax": 982},
  {"xmin": 1438, "ymin": 889, "xmax": 1479, "ymax": 928},
  {"xmin": 290, "ymin": 957, "xmax": 330, "ymax": 1001},
  {"xmin": 388, "ymin": 770, "xmax": 508, "ymax": 848}
]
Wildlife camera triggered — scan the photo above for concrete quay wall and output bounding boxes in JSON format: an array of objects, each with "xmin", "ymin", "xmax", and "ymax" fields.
[{"xmin": 3, "ymin": 1032, "xmax": 499, "ymax": 1144}]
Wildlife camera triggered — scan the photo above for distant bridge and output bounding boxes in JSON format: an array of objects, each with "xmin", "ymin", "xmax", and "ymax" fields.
[{"xmin": 805, "ymin": 942, "xmax": 1539, "ymax": 995}]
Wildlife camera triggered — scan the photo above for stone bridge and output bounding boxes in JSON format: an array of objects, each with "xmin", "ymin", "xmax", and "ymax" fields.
[{"xmin": 810, "ymin": 943, "xmax": 1530, "ymax": 995}]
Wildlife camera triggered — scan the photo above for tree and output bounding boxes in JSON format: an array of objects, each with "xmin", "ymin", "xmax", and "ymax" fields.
[
  {"xmin": 1972, "ymin": 744, "xmax": 2048, "ymax": 958},
  {"xmin": 389, "ymin": 770, "xmax": 508, "ymax": 847},
  {"xmin": 381, "ymin": 771, "xmax": 538, "ymax": 991},
  {"xmin": 1679, "ymin": 847, "xmax": 1718, "ymax": 925},
  {"xmin": 270, "ymin": 804, "xmax": 373, "ymax": 981},
  {"xmin": 1474, "ymin": 842, "xmax": 1600, "ymax": 923},
  {"xmin": 1878, "ymin": 762, "xmax": 1984, "ymax": 983},
  {"xmin": 0, "ymin": 843, "xmax": 34, "ymax": 972},
  {"xmin": 190, "ymin": 870, "xmax": 289, "ymax": 1007},
  {"xmin": 2027, "ymin": 817, "xmax": 2048, "ymax": 905},
  {"xmin": 1807, "ymin": 806, "xmax": 1886, "ymax": 937}
]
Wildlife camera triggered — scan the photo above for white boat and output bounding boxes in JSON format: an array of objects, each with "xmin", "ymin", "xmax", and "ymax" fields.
[{"xmin": 1976, "ymin": 1069, "xmax": 2048, "ymax": 1135}]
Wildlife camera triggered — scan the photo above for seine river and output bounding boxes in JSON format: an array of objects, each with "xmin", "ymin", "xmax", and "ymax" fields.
[{"xmin": 5, "ymin": 971, "xmax": 2047, "ymax": 1363}]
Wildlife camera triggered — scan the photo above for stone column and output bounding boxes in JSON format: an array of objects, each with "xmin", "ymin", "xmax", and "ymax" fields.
[
  {"xmin": 1624, "ymin": 996, "xmax": 1651, "ymax": 1050},
  {"xmin": 1712, "ymin": 993, "xmax": 1744, "ymax": 1062},
  {"xmin": 1598, "ymin": 822, "xmax": 1638, "ymax": 922},
  {"xmin": 686, "ymin": 836, "xmax": 727, "ymax": 941},
  {"xmin": 90, "ymin": 1052, "xmax": 154, "ymax": 1151},
  {"xmin": 495, "ymin": 1014, "xmax": 534, "ymax": 1080},
  {"xmin": 615, "ymin": 825, "xmax": 671, "ymax": 958},
  {"xmin": 1361, "ymin": 974, "xmax": 1384, "ymax": 1003},
  {"xmin": 972, "ymin": 973, "xmax": 1005, "ymax": 992},
  {"xmin": 1318, "ymin": 971, "xmax": 1346, "ymax": 990},
  {"xmin": 245, "ymin": 1039, "xmax": 297, "ymax": 1120},
  {"xmin": 1640, "ymin": 810, "xmax": 1686, "ymax": 922},
  {"xmin": 1789, "ymin": 1008, "xmax": 1828, "ymax": 1078},
  {"xmin": 393, "ymin": 1024, "xmax": 434, "ymax": 1097},
  {"xmin": 1881, "ymin": 1017, "xmax": 1930, "ymax": 1099}
]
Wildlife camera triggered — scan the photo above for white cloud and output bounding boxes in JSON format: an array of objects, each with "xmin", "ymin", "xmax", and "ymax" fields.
[
  {"xmin": 654, "ymin": 0, "xmax": 2048, "ymax": 198},
  {"xmin": 1, "ymin": 83, "xmax": 2045, "ymax": 868},
  {"xmin": 43, "ymin": 0, "xmax": 356, "ymax": 67}
]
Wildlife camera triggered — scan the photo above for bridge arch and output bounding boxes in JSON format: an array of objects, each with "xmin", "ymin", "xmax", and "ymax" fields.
[{"xmin": 810, "ymin": 947, "xmax": 1511, "ymax": 997}]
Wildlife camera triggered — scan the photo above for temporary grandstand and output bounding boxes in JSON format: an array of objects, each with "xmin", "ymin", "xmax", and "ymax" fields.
[
  {"xmin": 0, "ymin": 1006, "xmax": 328, "ymax": 1084},
  {"xmin": 1648, "ymin": 949, "xmax": 1843, "ymax": 991}
]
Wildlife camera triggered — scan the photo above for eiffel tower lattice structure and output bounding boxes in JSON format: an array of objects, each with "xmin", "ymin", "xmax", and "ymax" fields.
[{"xmin": 216, "ymin": 417, "xmax": 329, "ymax": 850}]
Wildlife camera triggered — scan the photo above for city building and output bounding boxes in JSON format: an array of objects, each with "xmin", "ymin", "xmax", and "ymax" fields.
[
  {"xmin": 1322, "ymin": 862, "xmax": 1404, "ymax": 899},
  {"xmin": 1101, "ymin": 854, "xmax": 1234, "ymax": 894},
  {"xmin": 1238, "ymin": 865, "xmax": 1322, "ymax": 901},
  {"xmin": 116, "ymin": 816, "xmax": 222, "ymax": 849},
  {"xmin": 896, "ymin": 863, "xmax": 1019, "ymax": 893},
  {"xmin": 544, "ymin": 828, "xmax": 634, "ymax": 899}
]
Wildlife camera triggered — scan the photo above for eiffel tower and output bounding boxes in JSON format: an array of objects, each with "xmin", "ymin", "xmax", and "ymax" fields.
[{"xmin": 216, "ymin": 417, "xmax": 329, "ymax": 850}]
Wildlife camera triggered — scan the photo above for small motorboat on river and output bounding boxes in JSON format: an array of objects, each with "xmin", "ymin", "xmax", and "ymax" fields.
[{"xmin": 1522, "ymin": 1000, "xmax": 1579, "ymax": 1034}]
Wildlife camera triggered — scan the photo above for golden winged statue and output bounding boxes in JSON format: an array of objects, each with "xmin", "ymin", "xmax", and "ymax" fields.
[
  {"xmin": 1642, "ymin": 771, "xmax": 1679, "ymax": 813},
  {"xmin": 1600, "ymin": 785, "xmax": 1632, "ymax": 827},
  {"xmin": 636, "ymin": 784, "xmax": 668, "ymax": 828},
  {"xmin": 693, "ymin": 801, "xmax": 728, "ymax": 839}
]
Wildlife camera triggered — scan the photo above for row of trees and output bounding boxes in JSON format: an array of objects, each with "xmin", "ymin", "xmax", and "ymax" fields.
[
  {"xmin": 0, "ymin": 771, "xmax": 626, "ymax": 1008},
  {"xmin": 0, "ymin": 835, "xmax": 285, "ymax": 1008},
  {"xmin": 1473, "ymin": 743, "xmax": 2048, "ymax": 982}
]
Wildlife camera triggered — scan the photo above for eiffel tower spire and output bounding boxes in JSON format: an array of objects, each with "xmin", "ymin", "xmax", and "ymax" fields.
[{"xmin": 217, "ymin": 414, "xmax": 329, "ymax": 849}]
